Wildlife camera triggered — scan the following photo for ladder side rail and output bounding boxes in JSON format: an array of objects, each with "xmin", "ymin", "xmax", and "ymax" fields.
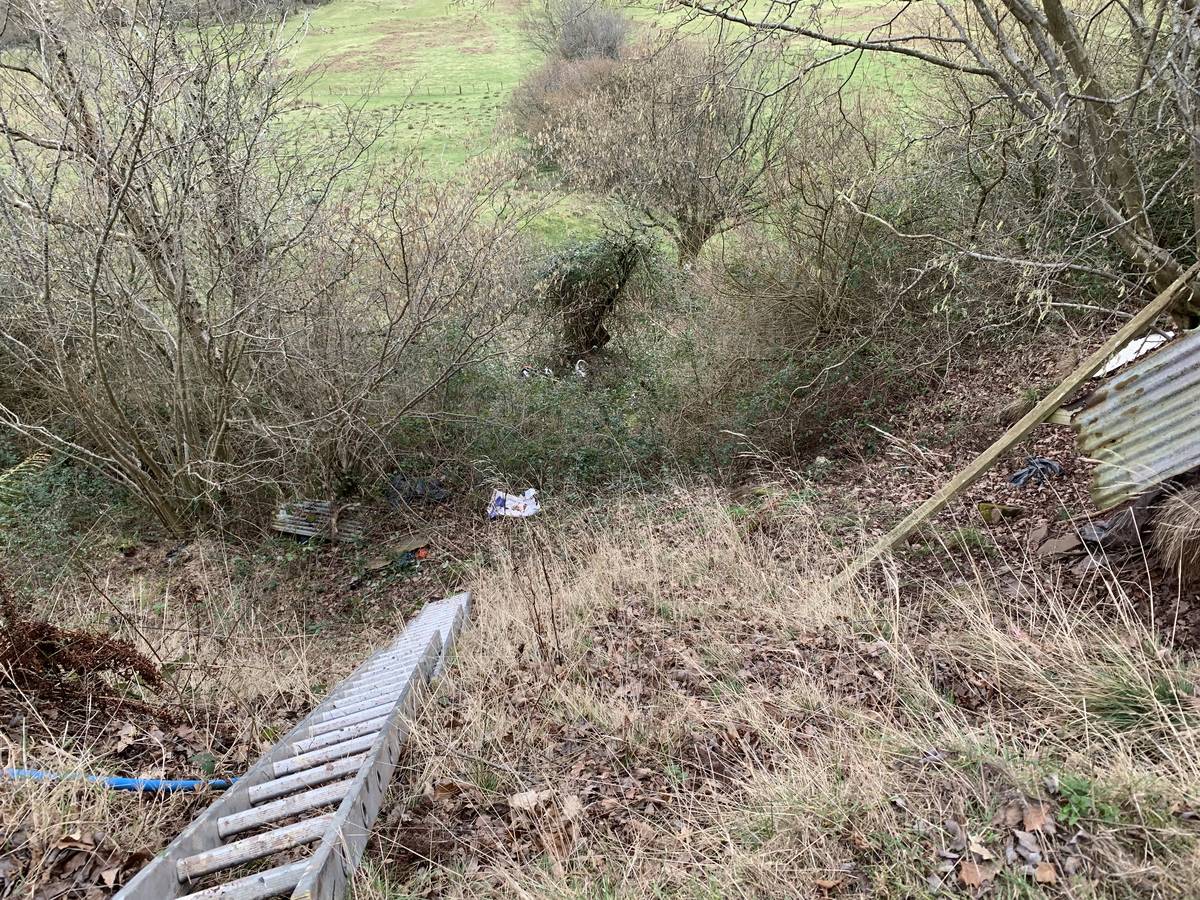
[
  {"xmin": 113, "ymin": 644, "xmax": 401, "ymax": 899},
  {"xmin": 290, "ymin": 635, "xmax": 442, "ymax": 900}
]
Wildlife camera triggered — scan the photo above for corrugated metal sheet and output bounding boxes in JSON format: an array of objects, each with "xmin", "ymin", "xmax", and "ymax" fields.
[
  {"xmin": 1074, "ymin": 327, "xmax": 1200, "ymax": 509},
  {"xmin": 273, "ymin": 500, "xmax": 365, "ymax": 543}
]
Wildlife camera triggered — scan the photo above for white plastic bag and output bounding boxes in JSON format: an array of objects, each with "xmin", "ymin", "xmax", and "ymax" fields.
[{"xmin": 487, "ymin": 488, "xmax": 541, "ymax": 519}]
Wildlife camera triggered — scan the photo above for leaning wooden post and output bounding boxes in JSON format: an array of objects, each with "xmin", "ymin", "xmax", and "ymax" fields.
[{"xmin": 837, "ymin": 261, "xmax": 1200, "ymax": 584}]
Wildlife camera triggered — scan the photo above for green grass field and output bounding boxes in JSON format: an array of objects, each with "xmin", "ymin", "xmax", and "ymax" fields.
[
  {"xmin": 290, "ymin": 0, "xmax": 914, "ymax": 175},
  {"xmin": 283, "ymin": 0, "xmax": 917, "ymax": 244},
  {"xmin": 291, "ymin": 0, "xmax": 538, "ymax": 172}
]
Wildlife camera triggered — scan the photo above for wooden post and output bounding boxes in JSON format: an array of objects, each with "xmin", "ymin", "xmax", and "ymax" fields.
[{"xmin": 838, "ymin": 261, "xmax": 1200, "ymax": 583}]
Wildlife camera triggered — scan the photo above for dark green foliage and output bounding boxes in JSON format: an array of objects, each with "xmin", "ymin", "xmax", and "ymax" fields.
[
  {"xmin": 0, "ymin": 453, "xmax": 143, "ymax": 583},
  {"xmin": 439, "ymin": 351, "xmax": 682, "ymax": 489},
  {"xmin": 534, "ymin": 233, "xmax": 655, "ymax": 367}
]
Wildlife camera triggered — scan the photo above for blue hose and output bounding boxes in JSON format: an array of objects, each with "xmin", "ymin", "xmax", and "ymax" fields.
[{"xmin": 2, "ymin": 767, "xmax": 235, "ymax": 793}]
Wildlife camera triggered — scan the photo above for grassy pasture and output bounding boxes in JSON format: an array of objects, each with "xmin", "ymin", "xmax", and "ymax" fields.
[
  {"xmin": 291, "ymin": 0, "xmax": 919, "ymax": 178},
  {"xmin": 290, "ymin": 0, "xmax": 537, "ymax": 172}
]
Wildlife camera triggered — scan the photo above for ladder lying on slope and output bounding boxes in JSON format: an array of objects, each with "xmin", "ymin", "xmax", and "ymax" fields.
[{"xmin": 115, "ymin": 591, "xmax": 471, "ymax": 900}]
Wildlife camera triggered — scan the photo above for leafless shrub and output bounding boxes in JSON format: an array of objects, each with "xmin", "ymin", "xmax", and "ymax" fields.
[
  {"xmin": 0, "ymin": 2, "xmax": 532, "ymax": 532},
  {"xmin": 520, "ymin": 0, "xmax": 630, "ymax": 61},
  {"xmin": 506, "ymin": 55, "xmax": 620, "ymax": 149},
  {"xmin": 683, "ymin": 0, "xmax": 1200, "ymax": 323},
  {"xmin": 537, "ymin": 37, "xmax": 805, "ymax": 262}
]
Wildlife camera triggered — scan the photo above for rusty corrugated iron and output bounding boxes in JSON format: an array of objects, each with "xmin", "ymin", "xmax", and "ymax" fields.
[
  {"xmin": 273, "ymin": 500, "xmax": 365, "ymax": 542},
  {"xmin": 1074, "ymin": 327, "xmax": 1200, "ymax": 509}
]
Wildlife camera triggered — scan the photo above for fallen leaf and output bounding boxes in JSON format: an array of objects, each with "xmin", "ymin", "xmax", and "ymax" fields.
[
  {"xmin": 968, "ymin": 837, "xmax": 996, "ymax": 860},
  {"xmin": 1012, "ymin": 829, "xmax": 1041, "ymax": 860},
  {"xmin": 996, "ymin": 801, "xmax": 1023, "ymax": 828},
  {"xmin": 561, "ymin": 794, "xmax": 584, "ymax": 821},
  {"xmin": 1024, "ymin": 801, "xmax": 1055, "ymax": 833},
  {"xmin": 508, "ymin": 789, "xmax": 540, "ymax": 812},
  {"xmin": 814, "ymin": 876, "xmax": 844, "ymax": 891},
  {"xmin": 944, "ymin": 819, "xmax": 967, "ymax": 853},
  {"xmin": 959, "ymin": 860, "xmax": 999, "ymax": 888},
  {"xmin": 429, "ymin": 779, "xmax": 473, "ymax": 802},
  {"xmin": 626, "ymin": 819, "xmax": 655, "ymax": 842},
  {"xmin": 1035, "ymin": 861, "xmax": 1057, "ymax": 883}
]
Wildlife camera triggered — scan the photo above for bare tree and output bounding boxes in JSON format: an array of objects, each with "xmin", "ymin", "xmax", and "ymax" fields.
[
  {"xmin": 680, "ymin": 0, "xmax": 1200, "ymax": 323},
  {"xmin": 539, "ymin": 37, "xmax": 804, "ymax": 263},
  {"xmin": 520, "ymin": 0, "xmax": 630, "ymax": 60},
  {"xmin": 0, "ymin": 0, "xmax": 530, "ymax": 532}
]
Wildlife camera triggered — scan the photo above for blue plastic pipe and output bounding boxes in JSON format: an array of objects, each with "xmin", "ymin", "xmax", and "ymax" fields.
[{"xmin": 2, "ymin": 767, "xmax": 235, "ymax": 793}]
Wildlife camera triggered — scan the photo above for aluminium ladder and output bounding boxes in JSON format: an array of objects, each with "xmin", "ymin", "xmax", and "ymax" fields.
[{"xmin": 114, "ymin": 591, "xmax": 471, "ymax": 900}]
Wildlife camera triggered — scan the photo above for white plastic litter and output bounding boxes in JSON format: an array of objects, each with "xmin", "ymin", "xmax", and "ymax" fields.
[
  {"xmin": 1099, "ymin": 330, "xmax": 1173, "ymax": 377},
  {"xmin": 487, "ymin": 488, "xmax": 541, "ymax": 519}
]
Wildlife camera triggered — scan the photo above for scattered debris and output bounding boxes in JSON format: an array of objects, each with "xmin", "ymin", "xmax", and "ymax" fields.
[
  {"xmin": 488, "ymin": 488, "xmax": 541, "ymax": 519},
  {"xmin": 391, "ymin": 531, "xmax": 433, "ymax": 554},
  {"xmin": 387, "ymin": 475, "xmax": 450, "ymax": 507},
  {"xmin": 164, "ymin": 542, "xmax": 191, "ymax": 566},
  {"xmin": 1098, "ymin": 329, "xmax": 1173, "ymax": 377},
  {"xmin": 1, "ymin": 767, "xmax": 234, "ymax": 793},
  {"xmin": 354, "ymin": 536, "xmax": 431, "ymax": 587},
  {"xmin": 1008, "ymin": 456, "xmax": 1063, "ymax": 488},
  {"xmin": 1077, "ymin": 490, "xmax": 1160, "ymax": 551},
  {"xmin": 1037, "ymin": 534, "xmax": 1083, "ymax": 557},
  {"xmin": 977, "ymin": 501, "xmax": 1024, "ymax": 524},
  {"xmin": 839, "ymin": 261, "xmax": 1200, "ymax": 580},
  {"xmin": 273, "ymin": 499, "xmax": 365, "ymax": 542}
]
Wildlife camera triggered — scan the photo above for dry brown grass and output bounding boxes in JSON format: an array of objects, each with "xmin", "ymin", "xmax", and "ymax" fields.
[
  {"xmin": 354, "ymin": 488, "xmax": 1200, "ymax": 898},
  {"xmin": 0, "ymin": 537, "xmax": 411, "ymax": 895},
  {"xmin": 1154, "ymin": 487, "xmax": 1200, "ymax": 587},
  {"xmin": 4, "ymin": 488, "xmax": 1198, "ymax": 898}
]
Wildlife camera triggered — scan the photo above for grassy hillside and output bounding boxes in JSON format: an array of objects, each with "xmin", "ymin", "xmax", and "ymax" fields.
[
  {"xmin": 292, "ymin": 0, "xmax": 537, "ymax": 172},
  {"xmin": 290, "ymin": 0, "xmax": 913, "ymax": 177}
]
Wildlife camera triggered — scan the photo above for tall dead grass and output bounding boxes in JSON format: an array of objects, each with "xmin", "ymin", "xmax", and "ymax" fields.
[{"xmin": 362, "ymin": 488, "xmax": 1199, "ymax": 898}]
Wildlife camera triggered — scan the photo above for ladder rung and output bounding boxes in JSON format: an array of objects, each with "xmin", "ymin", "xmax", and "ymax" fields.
[
  {"xmin": 312, "ymin": 693, "xmax": 399, "ymax": 723},
  {"xmin": 307, "ymin": 700, "xmax": 396, "ymax": 736},
  {"xmin": 291, "ymin": 716, "xmax": 386, "ymax": 755},
  {"xmin": 326, "ymin": 681, "xmax": 410, "ymax": 710},
  {"xmin": 273, "ymin": 733, "xmax": 379, "ymax": 777},
  {"xmin": 338, "ymin": 665, "xmax": 407, "ymax": 692},
  {"xmin": 178, "ymin": 814, "xmax": 333, "ymax": 882},
  {"xmin": 247, "ymin": 752, "xmax": 368, "ymax": 805},
  {"xmin": 219, "ymin": 779, "xmax": 353, "ymax": 838},
  {"xmin": 322, "ymin": 685, "xmax": 403, "ymax": 713},
  {"xmin": 336, "ymin": 677, "xmax": 407, "ymax": 702},
  {"xmin": 179, "ymin": 858, "xmax": 308, "ymax": 900},
  {"xmin": 326, "ymin": 650, "xmax": 424, "ymax": 696}
]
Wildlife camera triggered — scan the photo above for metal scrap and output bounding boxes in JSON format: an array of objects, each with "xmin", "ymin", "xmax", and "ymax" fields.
[
  {"xmin": 273, "ymin": 500, "xmax": 365, "ymax": 543},
  {"xmin": 1074, "ymin": 327, "xmax": 1200, "ymax": 510}
]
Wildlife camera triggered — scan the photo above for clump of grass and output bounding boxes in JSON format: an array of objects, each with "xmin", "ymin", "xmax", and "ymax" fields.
[{"xmin": 1154, "ymin": 486, "xmax": 1200, "ymax": 585}]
